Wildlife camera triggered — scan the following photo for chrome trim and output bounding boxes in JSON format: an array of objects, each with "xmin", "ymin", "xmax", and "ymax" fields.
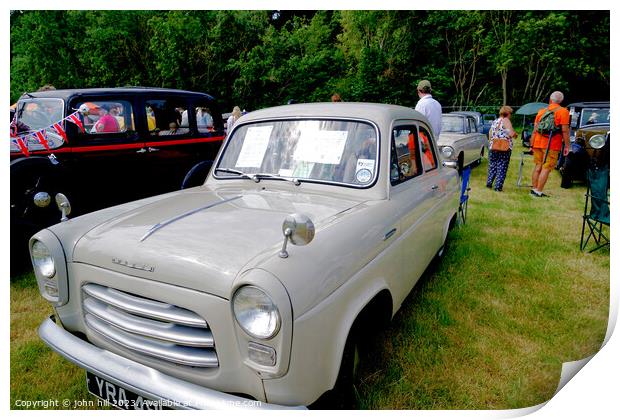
[
  {"xmin": 83, "ymin": 298, "xmax": 215, "ymax": 347},
  {"xmin": 140, "ymin": 195, "xmax": 242, "ymax": 242},
  {"xmin": 82, "ymin": 284, "xmax": 206, "ymax": 328},
  {"xmin": 39, "ymin": 317, "xmax": 305, "ymax": 409},
  {"xmin": 85, "ymin": 315, "xmax": 219, "ymax": 368}
]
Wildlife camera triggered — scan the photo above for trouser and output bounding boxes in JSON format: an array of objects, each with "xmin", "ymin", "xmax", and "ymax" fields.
[{"xmin": 487, "ymin": 149, "xmax": 512, "ymax": 190}]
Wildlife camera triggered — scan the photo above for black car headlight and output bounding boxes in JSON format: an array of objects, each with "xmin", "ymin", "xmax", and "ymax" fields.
[{"xmin": 588, "ymin": 134, "xmax": 606, "ymax": 149}]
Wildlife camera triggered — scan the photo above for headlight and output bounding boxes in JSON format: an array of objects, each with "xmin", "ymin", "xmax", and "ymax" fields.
[
  {"xmin": 31, "ymin": 240, "xmax": 56, "ymax": 278},
  {"xmin": 589, "ymin": 134, "xmax": 606, "ymax": 149},
  {"xmin": 441, "ymin": 146, "xmax": 454, "ymax": 159},
  {"xmin": 233, "ymin": 286, "xmax": 281, "ymax": 339}
]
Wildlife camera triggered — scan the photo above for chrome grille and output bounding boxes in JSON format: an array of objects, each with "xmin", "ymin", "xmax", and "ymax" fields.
[{"xmin": 82, "ymin": 283, "xmax": 218, "ymax": 368}]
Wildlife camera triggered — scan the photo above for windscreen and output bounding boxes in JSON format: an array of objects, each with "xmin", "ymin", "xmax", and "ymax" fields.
[
  {"xmin": 441, "ymin": 115, "xmax": 464, "ymax": 133},
  {"xmin": 580, "ymin": 108, "xmax": 610, "ymax": 127},
  {"xmin": 15, "ymin": 98, "xmax": 64, "ymax": 134},
  {"xmin": 216, "ymin": 119, "xmax": 379, "ymax": 186}
]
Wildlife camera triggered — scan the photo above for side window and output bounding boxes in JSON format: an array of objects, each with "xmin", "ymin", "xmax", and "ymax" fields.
[
  {"xmin": 390, "ymin": 126, "xmax": 423, "ymax": 185},
  {"xmin": 419, "ymin": 126, "xmax": 438, "ymax": 172},
  {"xmin": 77, "ymin": 101, "xmax": 134, "ymax": 135},
  {"xmin": 469, "ymin": 117, "xmax": 476, "ymax": 133},
  {"xmin": 145, "ymin": 98, "xmax": 191, "ymax": 137},
  {"xmin": 193, "ymin": 100, "xmax": 216, "ymax": 134}
]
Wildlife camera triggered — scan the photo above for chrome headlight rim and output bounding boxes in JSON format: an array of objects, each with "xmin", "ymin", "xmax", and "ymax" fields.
[
  {"xmin": 588, "ymin": 134, "xmax": 606, "ymax": 149},
  {"xmin": 441, "ymin": 146, "xmax": 455, "ymax": 159},
  {"xmin": 31, "ymin": 240, "xmax": 56, "ymax": 278},
  {"xmin": 232, "ymin": 285, "xmax": 281, "ymax": 340}
]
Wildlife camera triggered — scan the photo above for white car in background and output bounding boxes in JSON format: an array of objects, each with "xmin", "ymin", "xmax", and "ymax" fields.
[{"xmin": 438, "ymin": 113, "xmax": 487, "ymax": 170}]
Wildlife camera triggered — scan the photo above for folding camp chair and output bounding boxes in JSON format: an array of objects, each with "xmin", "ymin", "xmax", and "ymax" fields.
[
  {"xmin": 458, "ymin": 166, "xmax": 471, "ymax": 225},
  {"xmin": 580, "ymin": 166, "xmax": 610, "ymax": 252}
]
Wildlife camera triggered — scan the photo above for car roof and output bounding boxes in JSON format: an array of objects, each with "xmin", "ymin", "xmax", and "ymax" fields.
[
  {"xmin": 450, "ymin": 111, "xmax": 481, "ymax": 117},
  {"xmin": 568, "ymin": 101, "xmax": 610, "ymax": 108},
  {"xmin": 238, "ymin": 102, "xmax": 428, "ymax": 128},
  {"xmin": 18, "ymin": 87, "xmax": 215, "ymax": 102}
]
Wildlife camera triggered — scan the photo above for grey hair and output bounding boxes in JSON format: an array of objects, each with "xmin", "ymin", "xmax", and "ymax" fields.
[{"xmin": 550, "ymin": 91, "xmax": 564, "ymax": 104}]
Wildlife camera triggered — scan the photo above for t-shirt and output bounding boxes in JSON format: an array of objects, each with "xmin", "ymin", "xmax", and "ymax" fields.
[
  {"xmin": 532, "ymin": 103, "xmax": 569, "ymax": 151},
  {"xmin": 95, "ymin": 114, "xmax": 120, "ymax": 133}
]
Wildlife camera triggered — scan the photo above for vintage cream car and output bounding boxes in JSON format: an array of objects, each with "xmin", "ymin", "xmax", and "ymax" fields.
[
  {"xmin": 33, "ymin": 103, "xmax": 460, "ymax": 409},
  {"xmin": 438, "ymin": 113, "xmax": 487, "ymax": 170}
]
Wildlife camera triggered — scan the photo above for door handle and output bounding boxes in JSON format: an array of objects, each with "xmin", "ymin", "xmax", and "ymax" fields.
[
  {"xmin": 136, "ymin": 148, "xmax": 147, "ymax": 154},
  {"xmin": 431, "ymin": 185, "xmax": 439, "ymax": 191},
  {"xmin": 383, "ymin": 228, "xmax": 397, "ymax": 241},
  {"xmin": 148, "ymin": 147, "xmax": 160, "ymax": 152}
]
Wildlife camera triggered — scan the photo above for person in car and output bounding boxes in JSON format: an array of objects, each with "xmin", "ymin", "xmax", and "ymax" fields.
[{"xmin": 94, "ymin": 104, "xmax": 120, "ymax": 133}]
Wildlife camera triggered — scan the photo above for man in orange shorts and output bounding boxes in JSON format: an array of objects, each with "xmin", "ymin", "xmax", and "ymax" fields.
[{"xmin": 530, "ymin": 91, "xmax": 570, "ymax": 197}]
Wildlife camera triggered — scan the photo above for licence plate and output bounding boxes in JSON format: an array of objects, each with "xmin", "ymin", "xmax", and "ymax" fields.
[{"xmin": 86, "ymin": 371, "xmax": 172, "ymax": 410}]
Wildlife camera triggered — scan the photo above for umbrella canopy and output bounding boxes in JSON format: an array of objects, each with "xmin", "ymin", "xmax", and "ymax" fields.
[{"xmin": 515, "ymin": 102, "xmax": 548, "ymax": 115}]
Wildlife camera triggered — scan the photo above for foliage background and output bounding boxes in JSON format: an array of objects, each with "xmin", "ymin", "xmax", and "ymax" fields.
[{"xmin": 10, "ymin": 10, "xmax": 610, "ymax": 112}]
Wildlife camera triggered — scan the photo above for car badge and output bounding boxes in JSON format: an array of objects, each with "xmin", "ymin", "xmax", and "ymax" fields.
[{"xmin": 112, "ymin": 257, "xmax": 155, "ymax": 272}]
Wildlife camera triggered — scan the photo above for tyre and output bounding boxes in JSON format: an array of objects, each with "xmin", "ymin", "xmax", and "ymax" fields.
[
  {"xmin": 560, "ymin": 169, "xmax": 572, "ymax": 189},
  {"xmin": 310, "ymin": 328, "xmax": 360, "ymax": 409},
  {"xmin": 475, "ymin": 147, "xmax": 485, "ymax": 165},
  {"xmin": 181, "ymin": 160, "xmax": 214, "ymax": 189},
  {"xmin": 560, "ymin": 155, "xmax": 575, "ymax": 189},
  {"xmin": 10, "ymin": 159, "xmax": 67, "ymax": 274},
  {"xmin": 457, "ymin": 153, "xmax": 464, "ymax": 174}
]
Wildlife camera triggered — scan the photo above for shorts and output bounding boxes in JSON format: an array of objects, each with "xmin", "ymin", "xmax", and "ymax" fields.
[{"xmin": 532, "ymin": 148, "xmax": 559, "ymax": 170}]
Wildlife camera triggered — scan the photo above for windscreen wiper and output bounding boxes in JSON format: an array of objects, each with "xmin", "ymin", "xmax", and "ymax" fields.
[
  {"xmin": 252, "ymin": 173, "xmax": 301, "ymax": 186},
  {"xmin": 213, "ymin": 167, "xmax": 252, "ymax": 179},
  {"xmin": 214, "ymin": 168, "xmax": 301, "ymax": 186}
]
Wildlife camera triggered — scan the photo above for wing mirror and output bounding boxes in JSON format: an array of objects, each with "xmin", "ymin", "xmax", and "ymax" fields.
[
  {"xmin": 55, "ymin": 193, "xmax": 72, "ymax": 222},
  {"xmin": 279, "ymin": 213, "xmax": 315, "ymax": 258}
]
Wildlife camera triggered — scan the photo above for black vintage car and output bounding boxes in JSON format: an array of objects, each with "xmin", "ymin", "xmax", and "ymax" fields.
[
  {"xmin": 556, "ymin": 101, "xmax": 610, "ymax": 170},
  {"xmin": 560, "ymin": 124, "xmax": 610, "ymax": 188},
  {"xmin": 10, "ymin": 87, "xmax": 225, "ymax": 268}
]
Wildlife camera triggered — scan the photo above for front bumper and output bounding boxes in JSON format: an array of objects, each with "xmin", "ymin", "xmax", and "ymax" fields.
[{"xmin": 39, "ymin": 316, "xmax": 305, "ymax": 410}]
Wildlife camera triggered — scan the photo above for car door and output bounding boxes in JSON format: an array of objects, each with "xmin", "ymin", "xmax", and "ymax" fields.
[
  {"xmin": 141, "ymin": 95, "xmax": 225, "ymax": 196},
  {"xmin": 67, "ymin": 96, "xmax": 147, "ymax": 213},
  {"xmin": 388, "ymin": 123, "xmax": 442, "ymax": 302},
  {"xmin": 464, "ymin": 116, "xmax": 480, "ymax": 165}
]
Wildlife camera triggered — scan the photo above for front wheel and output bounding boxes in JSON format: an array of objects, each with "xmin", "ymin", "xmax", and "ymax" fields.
[
  {"xmin": 181, "ymin": 160, "xmax": 213, "ymax": 189},
  {"xmin": 310, "ymin": 329, "xmax": 360, "ymax": 409}
]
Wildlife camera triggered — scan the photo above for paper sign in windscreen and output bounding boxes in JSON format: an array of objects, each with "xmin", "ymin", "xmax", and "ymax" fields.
[
  {"xmin": 293, "ymin": 130, "xmax": 348, "ymax": 164},
  {"xmin": 235, "ymin": 126, "xmax": 273, "ymax": 168}
]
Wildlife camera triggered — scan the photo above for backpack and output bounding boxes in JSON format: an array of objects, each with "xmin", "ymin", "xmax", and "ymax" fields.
[{"xmin": 536, "ymin": 108, "xmax": 560, "ymax": 134}]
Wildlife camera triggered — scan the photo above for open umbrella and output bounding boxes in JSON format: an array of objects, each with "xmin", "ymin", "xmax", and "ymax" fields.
[
  {"xmin": 515, "ymin": 102, "xmax": 548, "ymax": 129},
  {"xmin": 515, "ymin": 102, "xmax": 547, "ymax": 115}
]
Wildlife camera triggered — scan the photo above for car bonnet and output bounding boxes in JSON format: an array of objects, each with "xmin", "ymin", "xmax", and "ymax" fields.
[{"xmin": 72, "ymin": 187, "xmax": 364, "ymax": 298}]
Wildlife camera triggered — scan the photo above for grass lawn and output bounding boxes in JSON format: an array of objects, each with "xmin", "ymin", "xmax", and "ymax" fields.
[
  {"xmin": 10, "ymin": 149, "xmax": 609, "ymax": 410},
  {"xmin": 354, "ymin": 149, "xmax": 610, "ymax": 409}
]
